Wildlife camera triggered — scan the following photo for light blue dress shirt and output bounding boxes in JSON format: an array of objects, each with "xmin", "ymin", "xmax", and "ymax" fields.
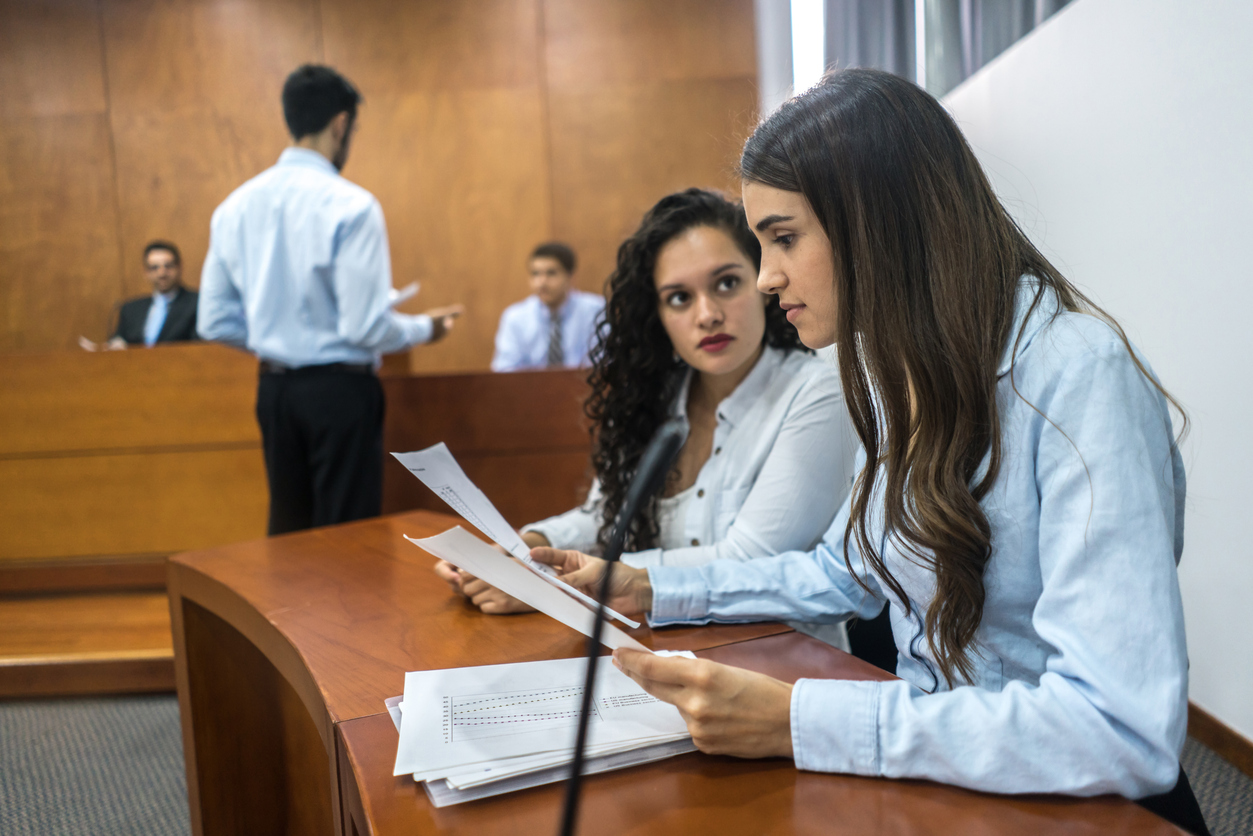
[
  {"xmin": 648, "ymin": 282, "xmax": 1189, "ymax": 799},
  {"xmin": 197, "ymin": 148, "xmax": 432, "ymax": 366},
  {"xmin": 142, "ymin": 290, "xmax": 174, "ymax": 346},
  {"xmin": 490, "ymin": 291, "xmax": 605, "ymax": 372}
]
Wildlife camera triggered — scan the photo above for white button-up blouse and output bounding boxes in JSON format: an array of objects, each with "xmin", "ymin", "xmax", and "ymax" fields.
[{"xmin": 524, "ymin": 346, "xmax": 860, "ymax": 572}]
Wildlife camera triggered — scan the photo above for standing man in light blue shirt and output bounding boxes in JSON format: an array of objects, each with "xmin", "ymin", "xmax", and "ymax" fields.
[
  {"xmin": 198, "ymin": 64, "xmax": 462, "ymax": 535},
  {"xmin": 490, "ymin": 242, "xmax": 605, "ymax": 372}
]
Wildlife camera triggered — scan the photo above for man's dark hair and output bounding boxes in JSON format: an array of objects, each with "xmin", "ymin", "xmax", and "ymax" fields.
[
  {"xmin": 282, "ymin": 64, "xmax": 362, "ymax": 140},
  {"xmin": 529, "ymin": 241, "xmax": 576, "ymax": 275},
  {"xmin": 143, "ymin": 240, "xmax": 181, "ymax": 265}
]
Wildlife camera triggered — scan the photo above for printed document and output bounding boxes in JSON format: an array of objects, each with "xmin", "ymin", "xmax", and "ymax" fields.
[{"xmin": 393, "ymin": 443, "xmax": 639, "ymax": 628}]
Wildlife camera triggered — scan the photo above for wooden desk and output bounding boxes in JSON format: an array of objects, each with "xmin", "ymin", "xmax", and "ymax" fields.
[{"xmin": 168, "ymin": 510, "xmax": 1182, "ymax": 836}]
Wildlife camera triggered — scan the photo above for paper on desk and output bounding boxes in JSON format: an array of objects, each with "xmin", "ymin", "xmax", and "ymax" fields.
[
  {"xmin": 388, "ymin": 282, "xmax": 420, "ymax": 307},
  {"xmin": 405, "ymin": 527, "xmax": 649, "ymax": 651},
  {"xmin": 393, "ymin": 443, "xmax": 639, "ymax": 629},
  {"xmin": 392, "ymin": 656, "xmax": 690, "ymax": 778}
]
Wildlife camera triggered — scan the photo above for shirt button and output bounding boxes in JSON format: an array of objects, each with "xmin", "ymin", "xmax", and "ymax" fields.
[
  {"xmin": 690, "ymin": 538, "xmax": 700, "ymax": 546},
  {"xmin": 697, "ymin": 489, "xmax": 705, "ymax": 498},
  {"xmin": 714, "ymin": 447, "xmax": 722, "ymax": 455}
]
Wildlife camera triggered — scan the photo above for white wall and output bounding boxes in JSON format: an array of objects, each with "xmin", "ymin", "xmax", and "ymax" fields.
[
  {"xmin": 755, "ymin": 0, "xmax": 795, "ymax": 117},
  {"xmin": 944, "ymin": 0, "xmax": 1253, "ymax": 739}
]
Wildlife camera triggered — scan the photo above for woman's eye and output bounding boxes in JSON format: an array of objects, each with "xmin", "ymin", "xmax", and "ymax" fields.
[
  {"xmin": 715, "ymin": 275, "xmax": 741, "ymax": 293},
  {"xmin": 775, "ymin": 233, "xmax": 795, "ymax": 249},
  {"xmin": 664, "ymin": 291, "xmax": 690, "ymax": 307}
]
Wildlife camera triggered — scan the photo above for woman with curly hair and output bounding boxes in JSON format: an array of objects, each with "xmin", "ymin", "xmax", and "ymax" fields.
[
  {"xmin": 436, "ymin": 188, "xmax": 858, "ymax": 646},
  {"xmin": 535, "ymin": 71, "xmax": 1206, "ymax": 834}
]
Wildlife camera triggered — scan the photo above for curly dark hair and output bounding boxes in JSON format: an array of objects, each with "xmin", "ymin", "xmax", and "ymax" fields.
[{"xmin": 585, "ymin": 188, "xmax": 808, "ymax": 553}]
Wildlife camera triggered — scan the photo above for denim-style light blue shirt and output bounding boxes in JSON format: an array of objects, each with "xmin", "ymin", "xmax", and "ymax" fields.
[
  {"xmin": 490, "ymin": 291, "xmax": 605, "ymax": 372},
  {"xmin": 197, "ymin": 148, "xmax": 432, "ymax": 366},
  {"xmin": 649, "ymin": 282, "xmax": 1188, "ymax": 799}
]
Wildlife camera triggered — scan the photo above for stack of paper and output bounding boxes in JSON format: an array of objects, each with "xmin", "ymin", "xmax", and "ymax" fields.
[{"xmin": 389, "ymin": 655, "xmax": 697, "ymax": 807}]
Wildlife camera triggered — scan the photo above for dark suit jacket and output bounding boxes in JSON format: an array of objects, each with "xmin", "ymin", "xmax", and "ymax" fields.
[{"xmin": 113, "ymin": 286, "xmax": 200, "ymax": 345}]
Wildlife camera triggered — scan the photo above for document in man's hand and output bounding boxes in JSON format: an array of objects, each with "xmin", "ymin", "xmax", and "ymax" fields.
[
  {"xmin": 392, "ymin": 443, "xmax": 640, "ymax": 629},
  {"xmin": 388, "ymin": 654, "xmax": 697, "ymax": 806}
]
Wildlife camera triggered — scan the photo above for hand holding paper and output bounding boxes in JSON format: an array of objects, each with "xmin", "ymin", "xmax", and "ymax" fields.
[
  {"xmin": 393, "ymin": 443, "xmax": 640, "ymax": 628},
  {"xmin": 406, "ymin": 528, "xmax": 648, "ymax": 651}
]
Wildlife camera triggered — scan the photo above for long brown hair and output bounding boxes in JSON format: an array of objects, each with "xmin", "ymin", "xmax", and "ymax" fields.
[{"xmin": 741, "ymin": 69, "xmax": 1183, "ymax": 686}]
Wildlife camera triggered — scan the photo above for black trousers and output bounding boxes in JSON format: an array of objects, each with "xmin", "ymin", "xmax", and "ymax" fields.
[{"xmin": 256, "ymin": 366, "xmax": 384, "ymax": 536}]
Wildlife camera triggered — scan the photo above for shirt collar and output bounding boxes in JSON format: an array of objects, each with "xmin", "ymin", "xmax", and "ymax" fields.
[
  {"xmin": 997, "ymin": 277, "xmax": 1062, "ymax": 378},
  {"xmin": 152, "ymin": 287, "xmax": 179, "ymax": 303},
  {"xmin": 278, "ymin": 147, "xmax": 338, "ymax": 175},
  {"xmin": 668, "ymin": 345, "xmax": 787, "ymax": 428}
]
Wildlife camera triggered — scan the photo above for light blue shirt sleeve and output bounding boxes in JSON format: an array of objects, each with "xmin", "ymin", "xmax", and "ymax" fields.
[
  {"xmin": 332, "ymin": 200, "xmax": 432, "ymax": 353},
  {"xmin": 197, "ymin": 239, "xmax": 248, "ymax": 347},
  {"xmin": 649, "ymin": 320, "xmax": 1188, "ymax": 798}
]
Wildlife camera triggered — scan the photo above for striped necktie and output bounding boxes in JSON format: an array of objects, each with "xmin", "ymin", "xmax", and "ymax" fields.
[{"xmin": 546, "ymin": 312, "xmax": 563, "ymax": 367}]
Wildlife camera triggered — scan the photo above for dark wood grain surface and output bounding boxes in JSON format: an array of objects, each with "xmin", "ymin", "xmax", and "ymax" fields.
[{"xmin": 337, "ymin": 631, "xmax": 1183, "ymax": 835}]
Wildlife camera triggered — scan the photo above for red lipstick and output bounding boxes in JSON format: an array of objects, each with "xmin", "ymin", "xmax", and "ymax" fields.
[{"xmin": 698, "ymin": 333, "xmax": 735, "ymax": 352}]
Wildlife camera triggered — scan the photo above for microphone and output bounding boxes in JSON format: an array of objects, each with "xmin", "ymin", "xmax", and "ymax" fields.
[{"xmin": 558, "ymin": 417, "xmax": 686, "ymax": 836}]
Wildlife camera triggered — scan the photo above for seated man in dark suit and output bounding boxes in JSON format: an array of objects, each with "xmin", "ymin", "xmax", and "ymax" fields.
[{"xmin": 110, "ymin": 240, "xmax": 200, "ymax": 347}]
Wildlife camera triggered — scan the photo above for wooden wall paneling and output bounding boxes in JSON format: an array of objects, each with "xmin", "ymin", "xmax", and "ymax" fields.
[
  {"xmin": 0, "ymin": 113, "xmax": 127, "ymax": 351},
  {"xmin": 0, "ymin": 448, "xmax": 267, "ymax": 562},
  {"xmin": 319, "ymin": 0, "xmax": 541, "ymax": 94},
  {"xmin": 323, "ymin": 0, "xmax": 552, "ymax": 374},
  {"xmin": 542, "ymin": 0, "xmax": 758, "ymax": 88},
  {"xmin": 0, "ymin": 343, "xmax": 259, "ymax": 457},
  {"xmin": 101, "ymin": 0, "xmax": 323, "ymax": 298},
  {"xmin": 542, "ymin": 0, "xmax": 760, "ymax": 296},
  {"xmin": 0, "ymin": 0, "xmax": 109, "ymax": 120},
  {"xmin": 0, "ymin": 0, "xmax": 124, "ymax": 352},
  {"xmin": 545, "ymin": 78, "xmax": 760, "ymax": 295},
  {"xmin": 381, "ymin": 369, "xmax": 593, "ymax": 523},
  {"xmin": 348, "ymin": 88, "xmax": 552, "ymax": 374}
]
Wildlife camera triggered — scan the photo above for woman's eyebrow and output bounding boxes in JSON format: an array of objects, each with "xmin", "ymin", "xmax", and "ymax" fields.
[
  {"xmin": 754, "ymin": 214, "xmax": 794, "ymax": 232},
  {"xmin": 710, "ymin": 262, "xmax": 743, "ymax": 276}
]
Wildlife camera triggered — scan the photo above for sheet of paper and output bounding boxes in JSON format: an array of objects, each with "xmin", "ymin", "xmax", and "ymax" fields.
[
  {"xmin": 393, "ymin": 656, "xmax": 690, "ymax": 778},
  {"xmin": 405, "ymin": 528, "xmax": 649, "ymax": 651},
  {"xmin": 388, "ymin": 281, "xmax": 420, "ymax": 307},
  {"xmin": 393, "ymin": 443, "xmax": 639, "ymax": 628}
]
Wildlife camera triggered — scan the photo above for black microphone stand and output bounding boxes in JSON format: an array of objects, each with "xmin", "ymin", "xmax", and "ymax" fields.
[{"xmin": 557, "ymin": 419, "xmax": 686, "ymax": 836}]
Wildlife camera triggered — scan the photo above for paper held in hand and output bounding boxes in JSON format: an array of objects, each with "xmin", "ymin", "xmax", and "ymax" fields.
[
  {"xmin": 405, "ymin": 527, "xmax": 649, "ymax": 652},
  {"xmin": 392, "ymin": 443, "xmax": 640, "ymax": 631}
]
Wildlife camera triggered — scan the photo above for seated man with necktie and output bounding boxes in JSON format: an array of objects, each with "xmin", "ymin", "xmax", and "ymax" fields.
[
  {"xmin": 94, "ymin": 241, "xmax": 200, "ymax": 349},
  {"xmin": 490, "ymin": 242, "xmax": 605, "ymax": 372}
]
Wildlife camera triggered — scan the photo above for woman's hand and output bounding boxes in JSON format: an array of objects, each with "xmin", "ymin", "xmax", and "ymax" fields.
[
  {"xmin": 529, "ymin": 547, "xmax": 653, "ymax": 614},
  {"xmin": 611, "ymin": 649, "xmax": 794, "ymax": 759},
  {"xmin": 432, "ymin": 529, "xmax": 555, "ymax": 614}
]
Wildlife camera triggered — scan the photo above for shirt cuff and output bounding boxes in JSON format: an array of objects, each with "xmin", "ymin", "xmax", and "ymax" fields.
[
  {"xmin": 406, "ymin": 313, "xmax": 434, "ymax": 345},
  {"xmin": 621, "ymin": 548, "xmax": 662, "ymax": 569},
  {"xmin": 790, "ymin": 678, "xmax": 882, "ymax": 776},
  {"xmin": 645, "ymin": 565, "xmax": 710, "ymax": 626}
]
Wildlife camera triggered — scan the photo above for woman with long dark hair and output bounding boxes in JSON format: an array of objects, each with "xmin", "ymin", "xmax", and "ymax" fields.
[
  {"xmin": 537, "ymin": 71, "xmax": 1202, "ymax": 830},
  {"xmin": 437, "ymin": 188, "xmax": 858, "ymax": 647}
]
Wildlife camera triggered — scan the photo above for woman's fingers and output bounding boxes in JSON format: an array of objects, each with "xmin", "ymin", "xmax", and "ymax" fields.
[
  {"xmin": 612, "ymin": 649, "xmax": 698, "ymax": 703},
  {"xmin": 612, "ymin": 650, "xmax": 794, "ymax": 759},
  {"xmin": 433, "ymin": 559, "xmax": 466, "ymax": 596}
]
